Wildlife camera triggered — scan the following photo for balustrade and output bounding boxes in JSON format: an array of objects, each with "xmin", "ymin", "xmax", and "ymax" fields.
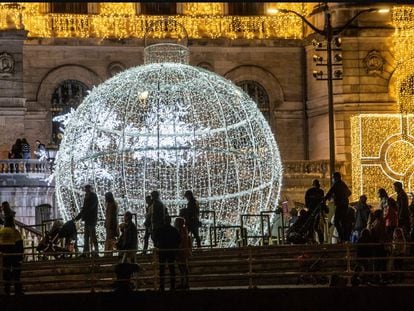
[{"xmin": 0, "ymin": 159, "xmax": 51, "ymax": 174}]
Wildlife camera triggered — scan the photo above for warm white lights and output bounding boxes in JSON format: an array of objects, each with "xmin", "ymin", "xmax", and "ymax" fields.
[{"xmin": 54, "ymin": 44, "xmax": 283, "ymax": 247}]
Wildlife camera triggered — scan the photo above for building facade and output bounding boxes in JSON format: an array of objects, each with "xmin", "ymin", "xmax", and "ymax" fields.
[{"xmin": 0, "ymin": 2, "xmax": 409, "ymax": 225}]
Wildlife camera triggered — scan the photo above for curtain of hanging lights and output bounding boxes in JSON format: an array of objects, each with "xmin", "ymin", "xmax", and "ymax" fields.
[{"xmin": 54, "ymin": 42, "xmax": 283, "ymax": 247}]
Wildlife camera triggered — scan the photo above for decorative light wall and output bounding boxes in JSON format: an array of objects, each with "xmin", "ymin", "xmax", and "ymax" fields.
[
  {"xmin": 0, "ymin": 2, "xmax": 307, "ymax": 39},
  {"xmin": 351, "ymin": 114, "xmax": 414, "ymax": 202},
  {"xmin": 351, "ymin": 5, "xmax": 414, "ymax": 202},
  {"xmin": 182, "ymin": 2, "xmax": 224, "ymax": 16},
  {"xmin": 54, "ymin": 43, "xmax": 283, "ymax": 247},
  {"xmin": 392, "ymin": 6, "xmax": 414, "ymax": 113}
]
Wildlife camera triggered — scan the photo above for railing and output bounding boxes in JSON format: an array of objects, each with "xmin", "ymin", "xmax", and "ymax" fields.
[
  {"xmin": 282, "ymin": 160, "xmax": 346, "ymax": 179},
  {"xmin": 1, "ymin": 243, "xmax": 414, "ymax": 294},
  {"xmin": 0, "ymin": 159, "xmax": 51, "ymax": 174}
]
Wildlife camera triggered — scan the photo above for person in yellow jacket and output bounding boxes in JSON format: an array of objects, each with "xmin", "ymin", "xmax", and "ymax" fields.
[{"xmin": 0, "ymin": 216, "xmax": 24, "ymax": 295}]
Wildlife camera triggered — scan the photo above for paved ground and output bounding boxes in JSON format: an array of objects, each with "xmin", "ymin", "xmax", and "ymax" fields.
[{"xmin": 2, "ymin": 286, "xmax": 414, "ymax": 311}]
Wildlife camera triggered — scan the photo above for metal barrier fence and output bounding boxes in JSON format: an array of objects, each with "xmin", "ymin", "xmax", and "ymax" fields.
[{"xmin": 1, "ymin": 243, "xmax": 414, "ymax": 294}]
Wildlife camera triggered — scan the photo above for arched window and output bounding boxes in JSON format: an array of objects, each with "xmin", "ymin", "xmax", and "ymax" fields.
[
  {"xmin": 51, "ymin": 2, "xmax": 88, "ymax": 14},
  {"xmin": 51, "ymin": 80, "xmax": 89, "ymax": 145},
  {"xmin": 236, "ymin": 81, "xmax": 270, "ymax": 120},
  {"xmin": 140, "ymin": 2, "xmax": 177, "ymax": 15}
]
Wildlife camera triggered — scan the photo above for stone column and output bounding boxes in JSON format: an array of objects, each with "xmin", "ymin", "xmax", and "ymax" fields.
[{"xmin": 0, "ymin": 29, "xmax": 28, "ymax": 158}]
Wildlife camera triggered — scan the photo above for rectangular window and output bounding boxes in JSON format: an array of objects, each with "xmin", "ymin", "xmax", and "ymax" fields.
[
  {"xmin": 228, "ymin": 3, "xmax": 264, "ymax": 16},
  {"xmin": 51, "ymin": 2, "xmax": 88, "ymax": 14},
  {"xmin": 140, "ymin": 2, "xmax": 177, "ymax": 15}
]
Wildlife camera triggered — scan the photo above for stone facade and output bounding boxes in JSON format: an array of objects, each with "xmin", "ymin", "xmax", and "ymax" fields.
[{"xmin": 0, "ymin": 3, "xmax": 402, "ymax": 221}]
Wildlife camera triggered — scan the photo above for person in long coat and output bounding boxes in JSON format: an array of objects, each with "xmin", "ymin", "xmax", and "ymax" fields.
[{"xmin": 104, "ymin": 192, "xmax": 119, "ymax": 254}]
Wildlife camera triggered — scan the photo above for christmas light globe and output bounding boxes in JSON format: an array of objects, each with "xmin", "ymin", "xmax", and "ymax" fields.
[{"xmin": 54, "ymin": 43, "xmax": 283, "ymax": 247}]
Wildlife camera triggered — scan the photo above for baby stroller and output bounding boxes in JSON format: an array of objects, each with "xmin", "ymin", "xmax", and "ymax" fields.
[
  {"xmin": 286, "ymin": 204, "xmax": 325, "ymax": 244},
  {"xmin": 37, "ymin": 219, "xmax": 78, "ymax": 259}
]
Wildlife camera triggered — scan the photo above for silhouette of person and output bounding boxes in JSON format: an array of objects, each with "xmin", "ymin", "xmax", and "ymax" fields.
[
  {"xmin": 181, "ymin": 190, "xmax": 202, "ymax": 248},
  {"xmin": 75, "ymin": 184, "xmax": 99, "ymax": 256},
  {"xmin": 104, "ymin": 192, "xmax": 119, "ymax": 254},
  {"xmin": 324, "ymin": 172, "xmax": 352, "ymax": 243},
  {"xmin": 394, "ymin": 182, "xmax": 410, "ymax": 235},
  {"xmin": 143, "ymin": 195, "xmax": 152, "ymax": 254},
  {"xmin": 305, "ymin": 179, "xmax": 326, "ymax": 243},
  {"xmin": 157, "ymin": 215, "xmax": 180, "ymax": 291},
  {"xmin": 0, "ymin": 216, "xmax": 24, "ymax": 295}
]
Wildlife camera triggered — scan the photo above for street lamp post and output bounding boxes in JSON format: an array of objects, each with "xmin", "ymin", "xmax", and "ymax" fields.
[{"xmin": 278, "ymin": 4, "xmax": 383, "ymax": 184}]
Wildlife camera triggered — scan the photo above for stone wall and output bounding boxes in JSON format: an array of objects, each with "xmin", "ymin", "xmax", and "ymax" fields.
[
  {"xmin": 16, "ymin": 38, "xmax": 306, "ymax": 161},
  {"xmin": 0, "ymin": 183, "xmax": 56, "ymax": 225}
]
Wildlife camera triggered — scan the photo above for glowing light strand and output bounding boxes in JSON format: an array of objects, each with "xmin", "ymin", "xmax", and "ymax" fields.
[{"xmin": 54, "ymin": 44, "xmax": 283, "ymax": 248}]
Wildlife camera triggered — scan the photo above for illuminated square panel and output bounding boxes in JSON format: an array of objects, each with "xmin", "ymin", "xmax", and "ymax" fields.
[{"xmin": 351, "ymin": 114, "xmax": 414, "ymax": 202}]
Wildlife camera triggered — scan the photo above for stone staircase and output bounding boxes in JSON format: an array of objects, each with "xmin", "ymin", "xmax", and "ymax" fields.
[{"xmin": 20, "ymin": 244, "xmax": 363, "ymax": 293}]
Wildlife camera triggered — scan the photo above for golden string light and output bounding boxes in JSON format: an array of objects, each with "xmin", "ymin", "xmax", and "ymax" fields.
[
  {"xmin": 351, "ymin": 6, "xmax": 414, "ymax": 202},
  {"xmin": 0, "ymin": 2, "xmax": 305, "ymax": 40},
  {"xmin": 392, "ymin": 6, "xmax": 414, "ymax": 113},
  {"xmin": 182, "ymin": 2, "xmax": 224, "ymax": 16},
  {"xmin": 99, "ymin": 3, "xmax": 135, "ymax": 15},
  {"xmin": 351, "ymin": 114, "xmax": 414, "ymax": 202}
]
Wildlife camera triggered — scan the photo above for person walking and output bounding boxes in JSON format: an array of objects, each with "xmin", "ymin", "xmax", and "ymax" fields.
[
  {"xmin": 0, "ymin": 216, "xmax": 24, "ymax": 295},
  {"xmin": 150, "ymin": 190, "xmax": 168, "ymax": 248},
  {"xmin": 117, "ymin": 211, "xmax": 138, "ymax": 263},
  {"xmin": 143, "ymin": 195, "xmax": 152, "ymax": 255},
  {"xmin": 353, "ymin": 195, "xmax": 371, "ymax": 240},
  {"xmin": 104, "ymin": 192, "xmax": 119, "ymax": 255},
  {"xmin": 174, "ymin": 216, "xmax": 192, "ymax": 290},
  {"xmin": 114, "ymin": 211, "xmax": 138, "ymax": 292},
  {"xmin": 394, "ymin": 182, "xmax": 410, "ymax": 235},
  {"xmin": 378, "ymin": 188, "xmax": 389, "ymax": 211},
  {"xmin": 75, "ymin": 184, "xmax": 99, "ymax": 257},
  {"xmin": 182, "ymin": 190, "xmax": 202, "ymax": 248},
  {"xmin": 324, "ymin": 172, "xmax": 352, "ymax": 243},
  {"xmin": 304, "ymin": 179, "xmax": 326, "ymax": 243},
  {"xmin": 384, "ymin": 197, "xmax": 398, "ymax": 241},
  {"xmin": 157, "ymin": 215, "xmax": 181, "ymax": 291}
]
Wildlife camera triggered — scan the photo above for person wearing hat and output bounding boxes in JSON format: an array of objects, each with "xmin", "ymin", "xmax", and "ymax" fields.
[{"xmin": 0, "ymin": 216, "xmax": 24, "ymax": 295}]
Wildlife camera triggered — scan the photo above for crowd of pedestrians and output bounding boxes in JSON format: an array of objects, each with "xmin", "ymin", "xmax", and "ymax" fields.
[
  {"xmin": 293, "ymin": 172, "xmax": 414, "ymax": 285},
  {"xmin": 4, "ymin": 172, "xmax": 414, "ymax": 293},
  {"xmin": 73, "ymin": 185, "xmax": 201, "ymax": 292}
]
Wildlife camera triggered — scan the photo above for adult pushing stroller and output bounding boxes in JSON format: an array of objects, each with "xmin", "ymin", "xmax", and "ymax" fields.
[
  {"xmin": 286, "ymin": 203, "xmax": 327, "ymax": 244},
  {"xmin": 37, "ymin": 219, "xmax": 78, "ymax": 259}
]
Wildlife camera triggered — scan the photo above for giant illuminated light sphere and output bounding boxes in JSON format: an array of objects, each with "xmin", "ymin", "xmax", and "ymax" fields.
[{"xmin": 54, "ymin": 43, "xmax": 283, "ymax": 247}]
